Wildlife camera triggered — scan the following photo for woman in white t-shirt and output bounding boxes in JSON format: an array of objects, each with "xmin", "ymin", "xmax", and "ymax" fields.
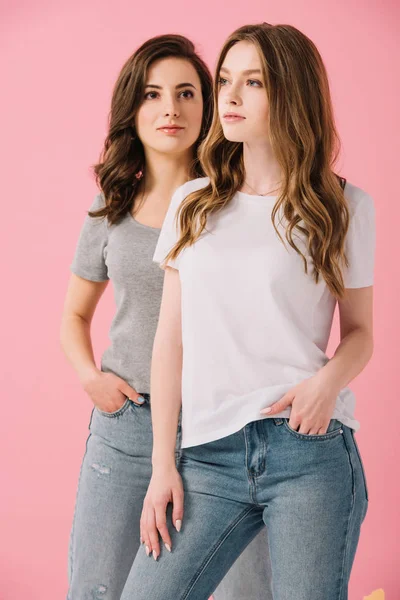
[{"xmin": 120, "ymin": 23, "xmax": 375, "ymax": 600}]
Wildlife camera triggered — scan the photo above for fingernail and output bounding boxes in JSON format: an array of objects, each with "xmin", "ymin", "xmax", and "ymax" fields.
[
  {"xmin": 165, "ymin": 543, "xmax": 172, "ymax": 552},
  {"xmin": 153, "ymin": 550, "xmax": 158, "ymax": 561},
  {"xmin": 261, "ymin": 407, "xmax": 272, "ymax": 414},
  {"xmin": 145, "ymin": 546, "xmax": 150, "ymax": 556},
  {"xmin": 137, "ymin": 395, "xmax": 145, "ymax": 404},
  {"xmin": 140, "ymin": 536, "xmax": 143, "ymax": 544},
  {"xmin": 175, "ymin": 520, "xmax": 182, "ymax": 532}
]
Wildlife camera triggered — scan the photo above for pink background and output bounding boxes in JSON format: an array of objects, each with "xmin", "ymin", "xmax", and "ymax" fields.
[{"xmin": 1, "ymin": 0, "xmax": 399, "ymax": 598}]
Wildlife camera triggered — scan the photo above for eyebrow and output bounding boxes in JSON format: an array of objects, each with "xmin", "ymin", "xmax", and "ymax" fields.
[
  {"xmin": 219, "ymin": 67, "xmax": 262, "ymax": 76},
  {"xmin": 144, "ymin": 83, "xmax": 197, "ymax": 90}
]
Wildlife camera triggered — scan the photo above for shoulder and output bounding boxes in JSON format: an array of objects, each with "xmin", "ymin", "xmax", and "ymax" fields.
[
  {"xmin": 173, "ymin": 177, "xmax": 210, "ymax": 203},
  {"xmin": 89, "ymin": 192, "xmax": 106, "ymax": 212},
  {"xmin": 182, "ymin": 176, "xmax": 210, "ymax": 194},
  {"xmin": 343, "ymin": 181, "xmax": 375, "ymax": 218}
]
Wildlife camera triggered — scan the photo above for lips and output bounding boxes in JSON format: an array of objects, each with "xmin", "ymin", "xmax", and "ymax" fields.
[
  {"xmin": 222, "ymin": 112, "xmax": 245, "ymax": 122},
  {"xmin": 157, "ymin": 125, "xmax": 184, "ymax": 131},
  {"xmin": 223, "ymin": 112, "xmax": 245, "ymax": 118}
]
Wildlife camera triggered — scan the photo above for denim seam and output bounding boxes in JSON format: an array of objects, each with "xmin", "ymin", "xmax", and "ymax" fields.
[
  {"xmin": 181, "ymin": 506, "xmax": 257, "ymax": 600},
  {"xmin": 251, "ymin": 478, "xmax": 266, "ymax": 509},
  {"xmin": 351, "ymin": 431, "xmax": 369, "ymax": 502},
  {"xmin": 337, "ymin": 430, "xmax": 357, "ymax": 600},
  {"xmin": 67, "ymin": 431, "xmax": 92, "ymax": 599},
  {"xmin": 254, "ymin": 420, "xmax": 266, "ymax": 477},
  {"xmin": 243, "ymin": 426, "xmax": 257, "ymax": 503}
]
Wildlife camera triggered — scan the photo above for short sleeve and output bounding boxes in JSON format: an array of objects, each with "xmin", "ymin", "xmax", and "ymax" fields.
[
  {"xmin": 153, "ymin": 185, "xmax": 186, "ymax": 270},
  {"xmin": 70, "ymin": 193, "xmax": 109, "ymax": 282},
  {"xmin": 343, "ymin": 190, "xmax": 376, "ymax": 288}
]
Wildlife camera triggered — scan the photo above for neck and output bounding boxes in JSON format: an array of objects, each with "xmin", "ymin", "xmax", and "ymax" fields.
[
  {"xmin": 242, "ymin": 140, "xmax": 282, "ymax": 195},
  {"xmin": 141, "ymin": 148, "xmax": 193, "ymax": 199}
]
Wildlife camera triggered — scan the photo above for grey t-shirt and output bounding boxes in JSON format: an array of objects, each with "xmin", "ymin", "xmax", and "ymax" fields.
[{"xmin": 70, "ymin": 193, "xmax": 164, "ymax": 394}]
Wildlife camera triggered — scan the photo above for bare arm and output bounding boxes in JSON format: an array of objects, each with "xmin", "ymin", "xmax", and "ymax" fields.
[
  {"xmin": 317, "ymin": 286, "xmax": 374, "ymax": 388},
  {"xmin": 60, "ymin": 273, "xmax": 141, "ymax": 409},
  {"xmin": 140, "ymin": 266, "xmax": 184, "ymax": 560},
  {"xmin": 60, "ymin": 273, "xmax": 108, "ymax": 384},
  {"xmin": 265, "ymin": 286, "xmax": 374, "ymax": 433},
  {"xmin": 150, "ymin": 267, "xmax": 183, "ymax": 468}
]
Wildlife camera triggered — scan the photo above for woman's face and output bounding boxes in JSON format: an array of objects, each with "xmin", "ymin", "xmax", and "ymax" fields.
[
  {"xmin": 218, "ymin": 41, "xmax": 269, "ymax": 144},
  {"xmin": 135, "ymin": 57, "xmax": 204, "ymax": 157}
]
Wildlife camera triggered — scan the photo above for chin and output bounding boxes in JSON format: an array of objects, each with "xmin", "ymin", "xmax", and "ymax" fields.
[
  {"xmin": 154, "ymin": 139, "xmax": 188, "ymax": 152},
  {"xmin": 220, "ymin": 125, "xmax": 246, "ymax": 143},
  {"xmin": 222, "ymin": 132, "xmax": 245, "ymax": 143}
]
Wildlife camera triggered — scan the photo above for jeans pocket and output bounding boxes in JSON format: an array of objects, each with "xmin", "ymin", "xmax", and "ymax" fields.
[
  {"xmin": 95, "ymin": 398, "xmax": 131, "ymax": 418},
  {"xmin": 283, "ymin": 418, "xmax": 344, "ymax": 441}
]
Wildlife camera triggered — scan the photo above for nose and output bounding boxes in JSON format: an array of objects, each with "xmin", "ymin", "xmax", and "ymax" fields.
[
  {"xmin": 225, "ymin": 86, "xmax": 242, "ymax": 107},
  {"xmin": 163, "ymin": 96, "xmax": 180, "ymax": 118}
]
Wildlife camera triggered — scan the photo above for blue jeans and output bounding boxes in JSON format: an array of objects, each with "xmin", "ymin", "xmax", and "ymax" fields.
[
  {"xmin": 120, "ymin": 417, "xmax": 368, "ymax": 600},
  {"xmin": 67, "ymin": 395, "xmax": 273, "ymax": 599}
]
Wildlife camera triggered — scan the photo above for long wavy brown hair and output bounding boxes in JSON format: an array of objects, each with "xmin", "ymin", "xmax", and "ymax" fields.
[
  {"xmin": 166, "ymin": 24, "xmax": 350, "ymax": 299},
  {"xmin": 90, "ymin": 34, "xmax": 213, "ymax": 224}
]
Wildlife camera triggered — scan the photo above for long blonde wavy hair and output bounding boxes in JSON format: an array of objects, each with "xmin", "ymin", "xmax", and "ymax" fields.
[{"xmin": 165, "ymin": 23, "xmax": 350, "ymax": 299}]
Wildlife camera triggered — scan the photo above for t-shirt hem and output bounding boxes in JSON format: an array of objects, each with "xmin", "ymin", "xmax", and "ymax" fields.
[
  {"xmin": 100, "ymin": 364, "xmax": 150, "ymax": 395},
  {"xmin": 181, "ymin": 411, "xmax": 360, "ymax": 448},
  {"xmin": 70, "ymin": 265, "xmax": 109, "ymax": 282},
  {"xmin": 152, "ymin": 257, "xmax": 180, "ymax": 271},
  {"xmin": 344, "ymin": 279, "xmax": 374, "ymax": 289},
  {"xmin": 181, "ymin": 413, "xmax": 289, "ymax": 448}
]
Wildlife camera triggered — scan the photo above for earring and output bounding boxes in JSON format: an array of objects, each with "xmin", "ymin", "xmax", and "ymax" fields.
[{"xmin": 135, "ymin": 170, "xmax": 143, "ymax": 180}]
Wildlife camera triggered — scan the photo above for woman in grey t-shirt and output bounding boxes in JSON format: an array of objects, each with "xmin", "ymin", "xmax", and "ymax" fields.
[{"xmin": 61, "ymin": 34, "xmax": 273, "ymax": 599}]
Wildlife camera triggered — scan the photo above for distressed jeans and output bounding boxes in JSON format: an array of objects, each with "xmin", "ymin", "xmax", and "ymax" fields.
[
  {"xmin": 120, "ymin": 416, "xmax": 368, "ymax": 600},
  {"xmin": 67, "ymin": 395, "xmax": 273, "ymax": 599}
]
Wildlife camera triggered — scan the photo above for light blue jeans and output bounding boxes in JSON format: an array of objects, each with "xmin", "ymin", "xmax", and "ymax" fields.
[
  {"xmin": 120, "ymin": 416, "xmax": 368, "ymax": 600},
  {"xmin": 67, "ymin": 395, "xmax": 273, "ymax": 599}
]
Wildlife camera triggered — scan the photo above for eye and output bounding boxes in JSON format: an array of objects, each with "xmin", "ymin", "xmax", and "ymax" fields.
[
  {"xmin": 247, "ymin": 79, "xmax": 262, "ymax": 87},
  {"xmin": 179, "ymin": 90, "xmax": 194, "ymax": 99},
  {"xmin": 144, "ymin": 91, "xmax": 159, "ymax": 100},
  {"xmin": 218, "ymin": 77, "xmax": 228, "ymax": 86}
]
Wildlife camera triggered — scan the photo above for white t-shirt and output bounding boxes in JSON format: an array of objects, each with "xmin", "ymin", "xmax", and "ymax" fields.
[{"xmin": 153, "ymin": 177, "xmax": 376, "ymax": 448}]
